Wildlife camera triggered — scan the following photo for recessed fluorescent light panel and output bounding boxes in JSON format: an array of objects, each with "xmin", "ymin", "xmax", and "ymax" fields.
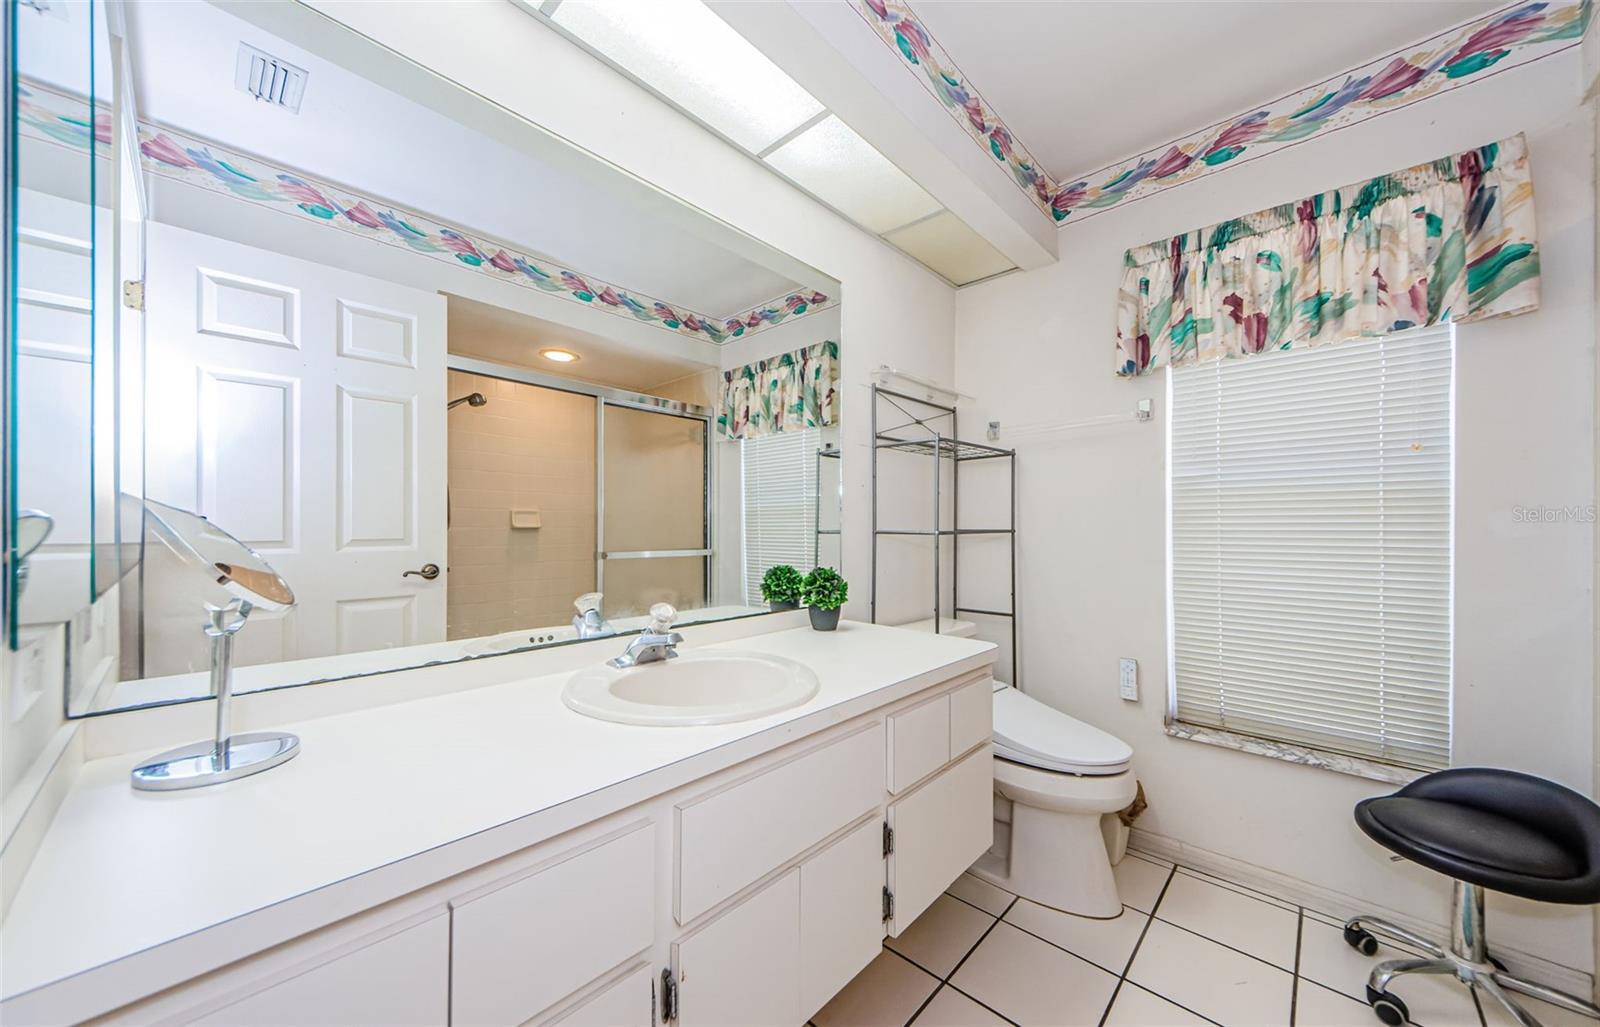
[
  {"xmin": 764, "ymin": 115, "xmax": 941, "ymax": 235},
  {"xmin": 548, "ymin": 0, "xmax": 823, "ymax": 154},
  {"xmin": 531, "ymin": 0, "xmax": 1016, "ymax": 286}
]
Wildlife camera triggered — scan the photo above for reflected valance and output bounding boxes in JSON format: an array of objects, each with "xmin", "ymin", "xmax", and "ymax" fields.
[
  {"xmin": 1115, "ymin": 134, "xmax": 1539, "ymax": 378},
  {"xmin": 718, "ymin": 340, "xmax": 839, "ymax": 440}
]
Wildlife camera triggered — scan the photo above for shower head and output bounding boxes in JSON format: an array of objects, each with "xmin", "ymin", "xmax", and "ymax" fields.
[{"xmin": 448, "ymin": 392, "xmax": 488, "ymax": 410}]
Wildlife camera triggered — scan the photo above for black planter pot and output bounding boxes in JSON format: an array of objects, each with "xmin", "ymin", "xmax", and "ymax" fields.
[
  {"xmin": 809, "ymin": 606, "xmax": 841, "ymax": 631},
  {"xmin": 769, "ymin": 600, "xmax": 800, "ymax": 613}
]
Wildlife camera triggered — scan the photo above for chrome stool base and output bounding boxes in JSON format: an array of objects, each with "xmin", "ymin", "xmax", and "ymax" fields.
[{"xmin": 1346, "ymin": 883, "xmax": 1600, "ymax": 1027}]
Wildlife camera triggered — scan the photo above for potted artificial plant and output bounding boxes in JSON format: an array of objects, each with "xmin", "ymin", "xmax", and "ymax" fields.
[
  {"xmin": 761, "ymin": 564, "xmax": 804, "ymax": 612},
  {"xmin": 802, "ymin": 567, "xmax": 848, "ymax": 631}
]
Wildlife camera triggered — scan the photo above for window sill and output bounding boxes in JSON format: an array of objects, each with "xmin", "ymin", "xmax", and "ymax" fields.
[{"xmin": 1164, "ymin": 720, "xmax": 1427, "ymax": 786}]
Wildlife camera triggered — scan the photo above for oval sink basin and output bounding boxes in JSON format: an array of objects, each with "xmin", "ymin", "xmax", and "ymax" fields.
[{"xmin": 562, "ymin": 652, "xmax": 820, "ymax": 726}]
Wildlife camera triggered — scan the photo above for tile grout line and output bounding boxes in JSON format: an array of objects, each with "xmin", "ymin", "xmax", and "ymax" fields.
[
  {"xmin": 1151, "ymin": 911, "xmax": 1299, "ymax": 974},
  {"xmin": 900, "ymin": 895, "xmax": 1022, "ymax": 1027},
  {"xmin": 1095, "ymin": 861, "xmax": 1177, "ymax": 1027},
  {"xmin": 1290, "ymin": 908, "xmax": 1304, "ymax": 1025}
]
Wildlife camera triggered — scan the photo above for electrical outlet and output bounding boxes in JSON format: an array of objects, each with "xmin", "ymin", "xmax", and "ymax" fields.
[{"xmin": 1119, "ymin": 658, "xmax": 1138, "ymax": 701}]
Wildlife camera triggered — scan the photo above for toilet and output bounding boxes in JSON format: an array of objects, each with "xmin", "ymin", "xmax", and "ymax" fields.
[{"xmin": 900, "ymin": 617, "xmax": 1137, "ymax": 918}]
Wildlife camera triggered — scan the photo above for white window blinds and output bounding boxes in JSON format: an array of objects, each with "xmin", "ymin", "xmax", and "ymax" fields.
[
  {"xmin": 1169, "ymin": 325, "xmax": 1454, "ymax": 771},
  {"xmin": 741, "ymin": 428, "xmax": 820, "ymax": 604}
]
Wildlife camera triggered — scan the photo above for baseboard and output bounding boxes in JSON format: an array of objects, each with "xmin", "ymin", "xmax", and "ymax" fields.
[{"xmin": 1129, "ymin": 826, "xmax": 1594, "ymax": 999}]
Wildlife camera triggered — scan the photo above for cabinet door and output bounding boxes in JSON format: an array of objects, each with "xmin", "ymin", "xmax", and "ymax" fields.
[
  {"xmin": 673, "ymin": 869, "xmax": 800, "ymax": 1027},
  {"xmin": 886, "ymin": 745, "xmax": 993, "ymax": 936},
  {"xmin": 800, "ymin": 819, "xmax": 886, "ymax": 1018},
  {"xmin": 547, "ymin": 963, "xmax": 654, "ymax": 1027},
  {"xmin": 185, "ymin": 913, "xmax": 449, "ymax": 1026}
]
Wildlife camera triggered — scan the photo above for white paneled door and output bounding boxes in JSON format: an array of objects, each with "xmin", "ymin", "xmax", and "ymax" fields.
[{"xmin": 144, "ymin": 222, "xmax": 447, "ymax": 665}]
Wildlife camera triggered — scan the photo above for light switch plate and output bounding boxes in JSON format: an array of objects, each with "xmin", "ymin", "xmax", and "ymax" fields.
[{"xmin": 1119, "ymin": 658, "xmax": 1138, "ymax": 701}]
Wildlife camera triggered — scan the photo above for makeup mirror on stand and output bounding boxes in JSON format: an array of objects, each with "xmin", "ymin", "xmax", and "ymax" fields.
[{"xmin": 129, "ymin": 499, "xmax": 299, "ymax": 791}]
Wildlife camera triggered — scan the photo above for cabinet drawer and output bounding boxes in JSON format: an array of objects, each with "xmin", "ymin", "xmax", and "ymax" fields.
[
  {"xmin": 452, "ymin": 822, "xmax": 655, "ymax": 1027},
  {"xmin": 886, "ymin": 693, "xmax": 951, "ymax": 793},
  {"xmin": 676, "ymin": 724, "xmax": 884, "ymax": 924},
  {"xmin": 546, "ymin": 964, "xmax": 653, "ymax": 1027},
  {"xmin": 949, "ymin": 676, "xmax": 993, "ymax": 758},
  {"xmin": 673, "ymin": 869, "xmax": 801, "ymax": 1027},
  {"xmin": 182, "ymin": 913, "xmax": 449, "ymax": 1027},
  {"xmin": 800, "ymin": 819, "xmax": 886, "ymax": 1018}
]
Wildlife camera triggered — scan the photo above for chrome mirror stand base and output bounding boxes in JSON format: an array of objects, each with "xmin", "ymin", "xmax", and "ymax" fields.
[
  {"xmin": 130, "ymin": 602, "xmax": 301, "ymax": 791},
  {"xmin": 130, "ymin": 732, "xmax": 301, "ymax": 791}
]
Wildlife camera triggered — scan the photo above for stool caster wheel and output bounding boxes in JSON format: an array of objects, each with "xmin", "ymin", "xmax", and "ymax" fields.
[
  {"xmin": 1344, "ymin": 924, "xmax": 1380, "ymax": 957},
  {"xmin": 1366, "ymin": 986, "xmax": 1409, "ymax": 1026}
]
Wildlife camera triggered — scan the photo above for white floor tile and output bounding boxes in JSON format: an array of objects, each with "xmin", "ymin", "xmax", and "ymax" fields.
[
  {"xmin": 814, "ymin": 950, "xmax": 939, "ymax": 1027},
  {"xmin": 886, "ymin": 893, "xmax": 996, "ymax": 977},
  {"xmin": 1004, "ymin": 899, "xmax": 1149, "ymax": 975},
  {"xmin": 909, "ymin": 985, "xmax": 1010, "ymax": 1027},
  {"xmin": 1103, "ymin": 983, "xmax": 1212, "ymax": 1026},
  {"xmin": 1294, "ymin": 979, "xmax": 1381, "ymax": 1026},
  {"xmin": 1297, "ymin": 917, "xmax": 1482, "ymax": 1027},
  {"xmin": 1113, "ymin": 854, "xmax": 1173, "ymax": 914},
  {"xmin": 1155, "ymin": 871, "xmax": 1300, "ymax": 970},
  {"xmin": 952, "ymin": 921, "xmax": 1119, "ymax": 1026},
  {"xmin": 1479, "ymin": 986, "xmax": 1597, "ymax": 1027},
  {"xmin": 948, "ymin": 872, "xmax": 1015, "ymax": 917},
  {"xmin": 1126, "ymin": 920, "xmax": 1294, "ymax": 1027}
]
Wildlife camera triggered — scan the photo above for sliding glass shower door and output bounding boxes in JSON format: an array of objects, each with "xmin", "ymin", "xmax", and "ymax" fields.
[{"xmin": 597, "ymin": 401, "xmax": 710, "ymax": 617}]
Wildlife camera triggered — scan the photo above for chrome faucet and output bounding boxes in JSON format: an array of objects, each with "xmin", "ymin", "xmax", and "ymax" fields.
[
  {"xmin": 573, "ymin": 592, "xmax": 615, "ymax": 639},
  {"xmin": 608, "ymin": 603, "xmax": 684, "ymax": 668}
]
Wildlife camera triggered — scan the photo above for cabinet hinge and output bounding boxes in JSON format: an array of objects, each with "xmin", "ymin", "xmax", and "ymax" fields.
[
  {"xmin": 882, "ymin": 821, "xmax": 894, "ymax": 856},
  {"xmin": 660, "ymin": 968, "xmax": 677, "ymax": 1022},
  {"xmin": 122, "ymin": 280, "xmax": 144, "ymax": 311},
  {"xmin": 882, "ymin": 886, "xmax": 894, "ymax": 923}
]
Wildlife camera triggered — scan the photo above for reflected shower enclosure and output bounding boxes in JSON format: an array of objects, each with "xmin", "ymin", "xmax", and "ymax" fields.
[{"xmin": 446, "ymin": 359, "xmax": 710, "ymax": 642}]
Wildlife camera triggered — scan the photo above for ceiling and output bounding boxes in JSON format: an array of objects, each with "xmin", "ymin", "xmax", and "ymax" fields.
[
  {"xmin": 446, "ymin": 296, "xmax": 713, "ymax": 393},
  {"xmin": 124, "ymin": 0, "xmax": 803, "ymax": 320},
  {"xmin": 905, "ymin": 1, "xmax": 1506, "ymax": 185}
]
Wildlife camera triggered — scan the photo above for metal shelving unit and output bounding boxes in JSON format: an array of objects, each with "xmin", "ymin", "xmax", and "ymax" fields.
[
  {"xmin": 870, "ymin": 385, "xmax": 1018, "ymax": 685},
  {"xmin": 815, "ymin": 444, "xmax": 841, "ymax": 568}
]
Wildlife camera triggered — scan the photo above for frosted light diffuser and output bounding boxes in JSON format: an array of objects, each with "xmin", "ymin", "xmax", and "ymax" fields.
[
  {"xmin": 764, "ymin": 115, "xmax": 941, "ymax": 234},
  {"xmin": 884, "ymin": 210, "xmax": 1016, "ymax": 286},
  {"xmin": 549, "ymin": 0, "xmax": 823, "ymax": 154}
]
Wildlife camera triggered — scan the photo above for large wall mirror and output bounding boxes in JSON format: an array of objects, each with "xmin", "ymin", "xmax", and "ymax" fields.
[{"xmin": 7, "ymin": 0, "xmax": 843, "ymax": 718}]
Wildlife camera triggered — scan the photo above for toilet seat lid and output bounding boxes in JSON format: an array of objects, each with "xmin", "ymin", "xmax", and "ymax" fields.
[{"xmin": 992, "ymin": 687, "xmax": 1132, "ymax": 775}]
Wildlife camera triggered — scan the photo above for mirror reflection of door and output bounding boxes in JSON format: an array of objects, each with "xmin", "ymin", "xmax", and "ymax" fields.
[{"xmin": 141, "ymin": 223, "xmax": 447, "ymax": 674}]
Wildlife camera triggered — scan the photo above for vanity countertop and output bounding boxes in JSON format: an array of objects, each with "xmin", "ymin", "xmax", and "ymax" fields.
[{"xmin": 0, "ymin": 622, "xmax": 994, "ymax": 1009}]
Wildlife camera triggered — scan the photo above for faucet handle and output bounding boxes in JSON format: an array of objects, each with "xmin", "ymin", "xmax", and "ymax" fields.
[
  {"xmin": 647, "ymin": 603, "xmax": 677, "ymax": 634},
  {"xmin": 575, "ymin": 592, "xmax": 604, "ymax": 614}
]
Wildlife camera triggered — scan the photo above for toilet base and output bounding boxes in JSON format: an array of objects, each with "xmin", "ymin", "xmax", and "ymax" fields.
[{"xmin": 971, "ymin": 803, "xmax": 1125, "ymax": 918}]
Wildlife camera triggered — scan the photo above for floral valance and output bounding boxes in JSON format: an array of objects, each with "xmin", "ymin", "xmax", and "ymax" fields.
[
  {"xmin": 718, "ymin": 340, "xmax": 839, "ymax": 440},
  {"xmin": 1115, "ymin": 133, "xmax": 1539, "ymax": 378}
]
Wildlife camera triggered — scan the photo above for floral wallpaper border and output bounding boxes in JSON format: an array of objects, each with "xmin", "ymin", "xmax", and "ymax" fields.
[
  {"xmin": 16, "ymin": 79, "xmax": 833, "ymax": 346},
  {"xmin": 851, "ymin": 0, "xmax": 1589, "ymax": 225}
]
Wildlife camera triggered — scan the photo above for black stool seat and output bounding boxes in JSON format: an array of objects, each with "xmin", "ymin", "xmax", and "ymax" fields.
[{"xmin": 1355, "ymin": 767, "xmax": 1600, "ymax": 904}]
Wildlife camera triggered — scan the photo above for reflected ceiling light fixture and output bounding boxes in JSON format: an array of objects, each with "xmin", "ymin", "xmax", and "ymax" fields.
[
  {"xmin": 541, "ymin": 348, "xmax": 579, "ymax": 363},
  {"xmin": 543, "ymin": 0, "xmax": 823, "ymax": 154}
]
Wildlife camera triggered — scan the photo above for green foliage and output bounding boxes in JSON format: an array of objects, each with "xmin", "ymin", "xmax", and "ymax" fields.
[
  {"xmin": 802, "ymin": 567, "xmax": 849, "ymax": 611},
  {"xmin": 761, "ymin": 564, "xmax": 805, "ymax": 604}
]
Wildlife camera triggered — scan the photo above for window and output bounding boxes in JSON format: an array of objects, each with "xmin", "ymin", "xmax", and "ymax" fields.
[
  {"xmin": 1168, "ymin": 325, "xmax": 1453, "ymax": 771},
  {"xmin": 741, "ymin": 428, "xmax": 820, "ymax": 604}
]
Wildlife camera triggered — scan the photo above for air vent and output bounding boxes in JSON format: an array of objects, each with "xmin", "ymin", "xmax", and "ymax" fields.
[{"xmin": 235, "ymin": 43, "xmax": 308, "ymax": 113}]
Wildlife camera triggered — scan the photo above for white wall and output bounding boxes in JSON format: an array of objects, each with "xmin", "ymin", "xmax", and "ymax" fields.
[
  {"xmin": 955, "ymin": 54, "xmax": 1596, "ymax": 973},
  {"xmin": 307, "ymin": 0, "xmax": 958, "ymax": 625}
]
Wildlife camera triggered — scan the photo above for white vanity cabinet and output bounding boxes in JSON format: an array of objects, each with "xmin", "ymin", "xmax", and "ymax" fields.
[{"xmin": 72, "ymin": 660, "xmax": 996, "ymax": 1027}]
